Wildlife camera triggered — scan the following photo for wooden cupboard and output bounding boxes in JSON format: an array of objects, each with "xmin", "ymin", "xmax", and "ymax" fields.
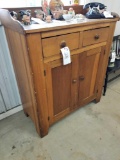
[
  {"xmin": 0, "ymin": 8, "xmax": 119, "ymax": 137},
  {"xmin": 44, "ymin": 46, "xmax": 106, "ymax": 124}
]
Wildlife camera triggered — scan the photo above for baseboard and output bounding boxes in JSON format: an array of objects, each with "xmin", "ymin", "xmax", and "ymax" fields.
[{"xmin": 0, "ymin": 105, "xmax": 23, "ymax": 120}]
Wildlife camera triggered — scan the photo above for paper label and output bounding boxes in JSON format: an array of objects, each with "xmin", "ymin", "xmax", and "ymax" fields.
[
  {"xmin": 61, "ymin": 47, "xmax": 71, "ymax": 65},
  {"xmin": 110, "ymin": 51, "xmax": 116, "ymax": 62},
  {"xmin": 103, "ymin": 11, "xmax": 113, "ymax": 18}
]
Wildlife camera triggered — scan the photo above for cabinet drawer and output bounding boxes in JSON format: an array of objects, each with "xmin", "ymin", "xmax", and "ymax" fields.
[
  {"xmin": 83, "ymin": 27, "xmax": 109, "ymax": 47},
  {"xmin": 42, "ymin": 32, "xmax": 79, "ymax": 58}
]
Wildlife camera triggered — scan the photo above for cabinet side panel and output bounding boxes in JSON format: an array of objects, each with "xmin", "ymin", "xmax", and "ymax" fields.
[
  {"xmin": 95, "ymin": 22, "xmax": 117, "ymax": 102},
  {"xmin": 26, "ymin": 33, "xmax": 49, "ymax": 137},
  {"xmin": 4, "ymin": 28, "xmax": 40, "ymax": 135}
]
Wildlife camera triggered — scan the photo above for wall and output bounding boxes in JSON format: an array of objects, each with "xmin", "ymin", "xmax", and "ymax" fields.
[
  {"xmin": 0, "ymin": 0, "xmax": 75, "ymax": 7},
  {"xmin": 0, "ymin": 0, "xmax": 40, "ymax": 7},
  {"xmin": 87, "ymin": 0, "xmax": 120, "ymax": 35}
]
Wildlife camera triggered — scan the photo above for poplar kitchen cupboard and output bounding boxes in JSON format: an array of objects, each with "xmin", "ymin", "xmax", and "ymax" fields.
[{"xmin": 0, "ymin": 8, "xmax": 119, "ymax": 137}]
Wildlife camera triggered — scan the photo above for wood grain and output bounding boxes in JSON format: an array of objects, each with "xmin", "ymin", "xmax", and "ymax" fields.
[
  {"xmin": 26, "ymin": 33, "xmax": 49, "ymax": 137},
  {"xmin": 41, "ymin": 23, "xmax": 111, "ymax": 38},
  {"xmin": 83, "ymin": 27, "xmax": 109, "ymax": 47},
  {"xmin": 70, "ymin": 55, "xmax": 79, "ymax": 109},
  {"xmin": 95, "ymin": 22, "xmax": 117, "ymax": 102},
  {"xmin": 42, "ymin": 32, "xmax": 79, "ymax": 58},
  {"xmin": 4, "ymin": 28, "xmax": 40, "ymax": 134},
  {"xmin": 52, "ymin": 64, "xmax": 71, "ymax": 115},
  {"xmin": 0, "ymin": 9, "xmax": 24, "ymax": 34},
  {"xmin": 78, "ymin": 48, "xmax": 101, "ymax": 106}
]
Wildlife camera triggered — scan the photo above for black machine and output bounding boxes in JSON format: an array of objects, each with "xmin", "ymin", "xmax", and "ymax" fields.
[
  {"xmin": 83, "ymin": 2, "xmax": 106, "ymax": 19},
  {"xmin": 83, "ymin": 2, "xmax": 106, "ymax": 10}
]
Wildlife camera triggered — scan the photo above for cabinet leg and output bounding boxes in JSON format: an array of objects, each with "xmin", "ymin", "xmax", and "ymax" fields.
[
  {"xmin": 40, "ymin": 128, "xmax": 49, "ymax": 138},
  {"xmin": 38, "ymin": 118, "xmax": 49, "ymax": 138},
  {"xmin": 24, "ymin": 112, "xmax": 29, "ymax": 117},
  {"xmin": 95, "ymin": 99, "xmax": 100, "ymax": 103},
  {"xmin": 95, "ymin": 83, "xmax": 104, "ymax": 103}
]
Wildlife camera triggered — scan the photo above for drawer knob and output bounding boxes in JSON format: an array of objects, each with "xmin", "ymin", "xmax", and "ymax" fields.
[
  {"xmin": 72, "ymin": 79, "xmax": 77, "ymax": 83},
  {"xmin": 94, "ymin": 34, "xmax": 100, "ymax": 40},
  {"xmin": 60, "ymin": 40, "xmax": 66, "ymax": 48},
  {"xmin": 79, "ymin": 76, "xmax": 85, "ymax": 81}
]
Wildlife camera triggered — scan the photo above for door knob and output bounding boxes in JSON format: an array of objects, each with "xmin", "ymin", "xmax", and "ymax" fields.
[
  {"xmin": 79, "ymin": 76, "xmax": 85, "ymax": 81},
  {"xmin": 72, "ymin": 79, "xmax": 77, "ymax": 83},
  {"xmin": 60, "ymin": 40, "xmax": 66, "ymax": 48},
  {"xmin": 94, "ymin": 34, "xmax": 100, "ymax": 40}
]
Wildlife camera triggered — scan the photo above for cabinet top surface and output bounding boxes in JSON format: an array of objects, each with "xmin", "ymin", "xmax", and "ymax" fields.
[{"xmin": 23, "ymin": 18, "xmax": 118, "ymax": 33}]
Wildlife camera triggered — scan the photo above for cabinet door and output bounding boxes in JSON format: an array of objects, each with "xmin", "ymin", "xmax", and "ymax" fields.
[
  {"xmin": 78, "ymin": 47, "xmax": 101, "ymax": 106},
  {"xmin": 45, "ymin": 60, "xmax": 72, "ymax": 124},
  {"xmin": 45, "ymin": 47, "xmax": 102, "ymax": 124}
]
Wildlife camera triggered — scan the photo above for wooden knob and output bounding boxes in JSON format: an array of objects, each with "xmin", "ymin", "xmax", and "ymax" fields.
[
  {"xmin": 72, "ymin": 79, "xmax": 77, "ymax": 83},
  {"xmin": 94, "ymin": 34, "xmax": 100, "ymax": 40},
  {"xmin": 79, "ymin": 76, "xmax": 85, "ymax": 81},
  {"xmin": 60, "ymin": 40, "xmax": 66, "ymax": 48}
]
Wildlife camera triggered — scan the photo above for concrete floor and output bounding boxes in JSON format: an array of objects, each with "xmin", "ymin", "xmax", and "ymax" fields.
[{"xmin": 0, "ymin": 78, "xmax": 120, "ymax": 160}]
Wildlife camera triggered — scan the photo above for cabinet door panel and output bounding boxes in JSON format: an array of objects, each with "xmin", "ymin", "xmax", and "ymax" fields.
[
  {"xmin": 45, "ymin": 62, "xmax": 72, "ymax": 124},
  {"xmin": 78, "ymin": 48, "xmax": 101, "ymax": 105},
  {"xmin": 52, "ymin": 64, "xmax": 71, "ymax": 115}
]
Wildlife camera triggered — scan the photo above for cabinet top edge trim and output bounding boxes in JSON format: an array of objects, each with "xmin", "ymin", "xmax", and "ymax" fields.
[
  {"xmin": 41, "ymin": 23, "xmax": 110, "ymax": 38},
  {"xmin": 24, "ymin": 18, "xmax": 118, "ymax": 34}
]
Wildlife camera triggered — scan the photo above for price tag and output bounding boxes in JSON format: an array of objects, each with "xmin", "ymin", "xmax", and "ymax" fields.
[
  {"xmin": 61, "ymin": 47, "xmax": 71, "ymax": 65},
  {"xmin": 110, "ymin": 51, "xmax": 116, "ymax": 62}
]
